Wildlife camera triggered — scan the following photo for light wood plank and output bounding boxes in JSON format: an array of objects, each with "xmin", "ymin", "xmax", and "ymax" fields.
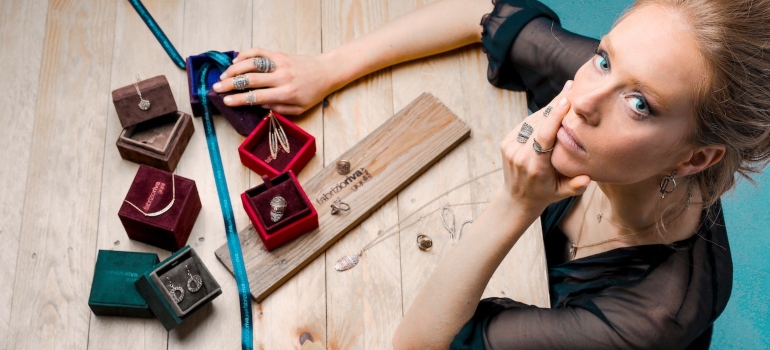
[
  {"xmin": 458, "ymin": 48, "xmax": 550, "ymax": 307},
  {"xmin": 0, "ymin": 0, "xmax": 49, "ymax": 348},
  {"xmin": 168, "ymin": 0, "xmax": 253, "ymax": 349},
  {"xmin": 250, "ymin": 1, "xmax": 327, "ymax": 349},
  {"xmin": 88, "ymin": 0, "xmax": 186, "ymax": 348},
  {"xmin": 320, "ymin": 2, "xmax": 401, "ymax": 348},
  {"xmin": 5, "ymin": 0, "xmax": 117, "ymax": 348}
]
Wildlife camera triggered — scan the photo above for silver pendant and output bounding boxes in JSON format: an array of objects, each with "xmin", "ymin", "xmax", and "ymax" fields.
[
  {"xmin": 596, "ymin": 213, "xmax": 602, "ymax": 223},
  {"xmin": 334, "ymin": 254, "xmax": 360, "ymax": 271},
  {"xmin": 138, "ymin": 98, "xmax": 151, "ymax": 111},
  {"xmin": 569, "ymin": 243, "xmax": 577, "ymax": 260}
]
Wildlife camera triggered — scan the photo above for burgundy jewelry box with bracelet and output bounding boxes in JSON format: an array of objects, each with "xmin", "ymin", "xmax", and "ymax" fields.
[
  {"xmin": 119, "ymin": 165, "xmax": 202, "ymax": 251},
  {"xmin": 241, "ymin": 171, "xmax": 318, "ymax": 251},
  {"xmin": 112, "ymin": 75, "xmax": 195, "ymax": 172},
  {"xmin": 238, "ymin": 111, "xmax": 316, "ymax": 177}
]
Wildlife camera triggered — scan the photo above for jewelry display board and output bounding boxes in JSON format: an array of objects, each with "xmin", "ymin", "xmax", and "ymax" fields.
[{"xmin": 215, "ymin": 93, "xmax": 471, "ymax": 301}]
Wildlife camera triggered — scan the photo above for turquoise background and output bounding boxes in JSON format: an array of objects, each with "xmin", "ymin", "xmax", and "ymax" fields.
[{"xmin": 538, "ymin": 0, "xmax": 770, "ymax": 348}]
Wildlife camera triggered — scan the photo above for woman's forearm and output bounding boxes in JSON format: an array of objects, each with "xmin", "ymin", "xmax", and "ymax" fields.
[
  {"xmin": 321, "ymin": 0, "xmax": 493, "ymax": 93},
  {"xmin": 393, "ymin": 188, "xmax": 542, "ymax": 349}
]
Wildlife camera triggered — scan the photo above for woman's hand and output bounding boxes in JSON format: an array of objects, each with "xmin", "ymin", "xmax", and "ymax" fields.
[
  {"xmin": 213, "ymin": 47, "xmax": 338, "ymax": 115},
  {"xmin": 499, "ymin": 81, "xmax": 591, "ymax": 214}
]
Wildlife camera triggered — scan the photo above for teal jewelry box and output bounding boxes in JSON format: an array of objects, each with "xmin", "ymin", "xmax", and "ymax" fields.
[
  {"xmin": 88, "ymin": 250, "xmax": 160, "ymax": 318},
  {"xmin": 135, "ymin": 246, "xmax": 221, "ymax": 331}
]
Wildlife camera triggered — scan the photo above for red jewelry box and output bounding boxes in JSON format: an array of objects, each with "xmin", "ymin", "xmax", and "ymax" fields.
[
  {"xmin": 112, "ymin": 75, "xmax": 194, "ymax": 172},
  {"xmin": 119, "ymin": 165, "xmax": 202, "ymax": 251},
  {"xmin": 238, "ymin": 111, "xmax": 316, "ymax": 177},
  {"xmin": 241, "ymin": 171, "xmax": 318, "ymax": 251}
]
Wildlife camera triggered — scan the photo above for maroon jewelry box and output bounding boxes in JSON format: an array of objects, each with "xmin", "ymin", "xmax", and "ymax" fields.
[
  {"xmin": 241, "ymin": 171, "xmax": 318, "ymax": 251},
  {"xmin": 238, "ymin": 112, "xmax": 316, "ymax": 177},
  {"xmin": 112, "ymin": 75, "xmax": 194, "ymax": 172},
  {"xmin": 207, "ymin": 89, "xmax": 269, "ymax": 136},
  {"xmin": 119, "ymin": 165, "xmax": 202, "ymax": 252}
]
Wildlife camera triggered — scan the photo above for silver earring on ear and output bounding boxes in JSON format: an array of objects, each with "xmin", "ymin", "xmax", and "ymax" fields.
[{"xmin": 659, "ymin": 170, "xmax": 677, "ymax": 199}]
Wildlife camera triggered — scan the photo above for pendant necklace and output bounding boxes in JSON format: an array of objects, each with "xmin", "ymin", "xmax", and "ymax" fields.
[{"xmin": 333, "ymin": 167, "xmax": 502, "ymax": 271}]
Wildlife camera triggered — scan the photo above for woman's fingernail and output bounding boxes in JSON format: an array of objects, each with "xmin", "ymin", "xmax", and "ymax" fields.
[
  {"xmin": 224, "ymin": 96, "xmax": 233, "ymax": 105},
  {"xmin": 220, "ymin": 73, "xmax": 227, "ymax": 80},
  {"xmin": 233, "ymin": 57, "xmax": 239, "ymax": 63},
  {"xmin": 213, "ymin": 82, "xmax": 222, "ymax": 91},
  {"xmin": 564, "ymin": 80, "xmax": 573, "ymax": 91},
  {"xmin": 559, "ymin": 97, "xmax": 568, "ymax": 106}
]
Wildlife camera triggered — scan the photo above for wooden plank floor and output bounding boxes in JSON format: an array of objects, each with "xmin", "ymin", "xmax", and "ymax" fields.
[{"xmin": 0, "ymin": 0, "xmax": 549, "ymax": 349}]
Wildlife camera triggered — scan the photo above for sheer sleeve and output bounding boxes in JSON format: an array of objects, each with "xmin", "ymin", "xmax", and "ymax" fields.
[{"xmin": 481, "ymin": 0, "xmax": 600, "ymax": 110}]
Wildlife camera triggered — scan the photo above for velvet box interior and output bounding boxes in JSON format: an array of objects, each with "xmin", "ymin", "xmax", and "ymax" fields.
[
  {"xmin": 88, "ymin": 250, "xmax": 160, "ymax": 318},
  {"xmin": 238, "ymin": 112, "xmax": 316, "ymax": 177},
  {"xmin": 241, "ymin": 171, "xmax": 318, "ymax": 251},
  {"xmin": 207, "ymin": 89, "xmax": 269, "ymax": 136},
  {"xmin": 135, "ymin": 246, "xmax": 221, "ymax": 331},
  {"xmin": 186, "ymin": 51, "xmax": 237, "ymax": 117},
  {"xmin": 119, "ymin": 165, "xmax": 202, "ymax": 252},
  {"xmin": 116, "ymin": 112, "xmax": 194, "ymax": 172}
]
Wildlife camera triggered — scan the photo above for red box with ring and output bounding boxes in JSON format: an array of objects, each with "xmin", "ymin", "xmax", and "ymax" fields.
[
  {"xmin": 118, "ymin": 165, "xmax": 202, "ymax": 251},
  {"xmin": 238, "ymin": 111, "xmax": 316, "ymax": 177},
  {"xmin": 241, "ymin": 171, "xmax": 318, "ymax": 251}
]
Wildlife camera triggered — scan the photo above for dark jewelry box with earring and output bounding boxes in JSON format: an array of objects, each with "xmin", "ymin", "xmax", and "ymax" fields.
[
  {"xmin": 185, "ymin": 51, "xmax": 237, "ymax": 117},
  {"xmin": 113, "ymin": 75, "xmax": 195, "ymax": 172},
  {"xmin": 118, "ymin": 165, "xmax": 202, "ymax": 251},
  {"xmin": 241, "ymin": 171, "xmax": 318, "ymax": 251},
  {"xmin": 134, "ymin": 246, "xmax": 221, "ymax": 331},
  {"xmin": 238, "ymin": 111, "xmax": 316, "ymax": 177}
]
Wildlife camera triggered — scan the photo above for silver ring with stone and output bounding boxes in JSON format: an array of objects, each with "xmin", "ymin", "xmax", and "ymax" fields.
[
  {"xmin": 533, "ymin": 138, "xmax": 554, "ymax": 154},
  {"xmin": 517, "ymin": 122, "xmax": 533, "ymax": 143},
  {"xmin": 269, "ymin": 196, "xmax": 287, "ymax": 222},
  {"xmin": 246, "ymin": 90, "xmax": 257, "ymax": 106},
  {"xmin": 252, "ymin": 57, "xmax": 275, "ymax": 73},
  {"xmin": 233, "ymin": 74, "xmax": 249, "ymax": 90},
  {"xmin": 416, "ymin": 234, "xmax": 433, "ymax": 251},
  {"xmin": 330, "ymin": 198, "xmax": 350, "ymax": 215},
  {"xmin": 336, "ymin": 160, "xmax": 351, "ymax": 175}
]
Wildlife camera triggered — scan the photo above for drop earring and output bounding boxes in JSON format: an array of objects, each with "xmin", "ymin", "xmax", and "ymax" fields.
[
  {"xmin": 186, "ymin": 265, "xmax": 202, "ymax": 293},
  {"xmin": 659, "ymin": 170, "xmax": 678, "ymax": 199},
  {"xmin": 166, "ymin": 277, "xmax": 184, "ymax": 303}
]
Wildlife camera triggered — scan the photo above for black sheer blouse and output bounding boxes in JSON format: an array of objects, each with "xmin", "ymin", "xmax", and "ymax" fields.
[{"xmin": 449, "ymin": 1, "xmax": 733, "ymax": 349}]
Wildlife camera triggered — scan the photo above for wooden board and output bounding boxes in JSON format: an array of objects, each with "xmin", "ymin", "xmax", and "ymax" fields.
[{"xmin": 215, "ymin": 93, "xmax": 471, "ymax": 302}]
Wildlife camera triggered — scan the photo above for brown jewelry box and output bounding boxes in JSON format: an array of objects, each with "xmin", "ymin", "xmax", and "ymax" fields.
[{"xmin": 112, "ymin": 75, "xmax": 194, "ymax": 172}]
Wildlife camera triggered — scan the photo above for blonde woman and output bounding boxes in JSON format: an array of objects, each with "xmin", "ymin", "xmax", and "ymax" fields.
[{"xmin": 217, "ymin": 0, "xmax": 770, "ymax": 348}]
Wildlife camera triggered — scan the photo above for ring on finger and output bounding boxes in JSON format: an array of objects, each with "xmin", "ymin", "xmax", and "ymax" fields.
[
  {"xmin": 543, "ymin": 106, "xmax": 553, "ymax": 117},
  {"xmin": 533, "ymin": 138, "xmax": 554, "ymax": 154},
  {"xmin": 246, "ymin": 90, "xmax": 257, "ymax": 106},
  {"xmin": 252, "ymin": 57, "xmax": 275, "ymax": 73},
  {"xmin": 517, "ymin": 122, "xmax": 534, "ymax": 143},
  {"xmin": 233, "ymin": 74, "xmax": 249, "ymax": 90}
]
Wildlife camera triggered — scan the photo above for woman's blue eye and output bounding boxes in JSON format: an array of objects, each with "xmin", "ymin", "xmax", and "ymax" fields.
[
  {"xmin": 627, "ymin": 95, "xmax": 650, "ymax": 116},
  {"xmin": 593, "ymin": 51, "xmax": 610, "ymax": 72}
]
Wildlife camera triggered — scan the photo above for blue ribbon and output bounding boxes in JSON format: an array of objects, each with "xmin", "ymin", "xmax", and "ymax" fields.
[
  {"xmin": 126, "ymin": 1, "xmax": 253, "ymax": 349},
  {"xmin": 197, "ymin": 51, "xmax": 253, "ymax": 350},
  {"xmin": 127, "ymin": 0, "xmax": 186, "ymax": 69}
]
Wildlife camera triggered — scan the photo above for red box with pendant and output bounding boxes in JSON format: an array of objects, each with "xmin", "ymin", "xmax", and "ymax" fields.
[
  {"xmin": 241, "ymin": 171, "xmax": 318, "ymax": 251},
  {"xmin": 238, "ymin": 111, "xmax": 316, "ymax": 178}
]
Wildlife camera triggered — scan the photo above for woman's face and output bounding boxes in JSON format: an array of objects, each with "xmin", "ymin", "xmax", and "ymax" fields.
[{"xmin": 552, "ymin": 4, "xmax": 708, "ymax": 184}]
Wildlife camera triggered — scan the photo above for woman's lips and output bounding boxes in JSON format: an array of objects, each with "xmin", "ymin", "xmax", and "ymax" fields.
[{"xmin": 556, "ymin": 124, "xmax": 586, "ymax": 153}]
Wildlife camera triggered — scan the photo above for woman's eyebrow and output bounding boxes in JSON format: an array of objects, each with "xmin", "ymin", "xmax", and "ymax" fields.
[{"xmin": 603, "ymin": 36, "xmax": 669, "ymax": 112}]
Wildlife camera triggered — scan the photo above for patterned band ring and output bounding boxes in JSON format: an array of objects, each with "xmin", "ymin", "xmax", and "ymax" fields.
[
  {"xmin": 543, "ymin": 105, "xmax": 553, "ymax": 117},
  {"xmin": 233, "ymin": 74, "xmax": 249, "ymax": 90},
  {"xmin": 252, "ymin": 57, "xmax": 276, "ymax": 73},
  {"xmin": 517, "ymin": 122, "xmax": 534, "ymax": 143},
  {"xmin": 246, "ymin": 90, "xmax": 257, "ymax": 106},
  {"xmin": 533, "ymin": 139, "xmax": 554, "ymax": 154}
]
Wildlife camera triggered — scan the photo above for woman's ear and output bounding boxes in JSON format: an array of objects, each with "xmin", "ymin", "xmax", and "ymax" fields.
[{"xmin": 677, "ymin": 144, "xmax": 726, "ymax": 176}]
